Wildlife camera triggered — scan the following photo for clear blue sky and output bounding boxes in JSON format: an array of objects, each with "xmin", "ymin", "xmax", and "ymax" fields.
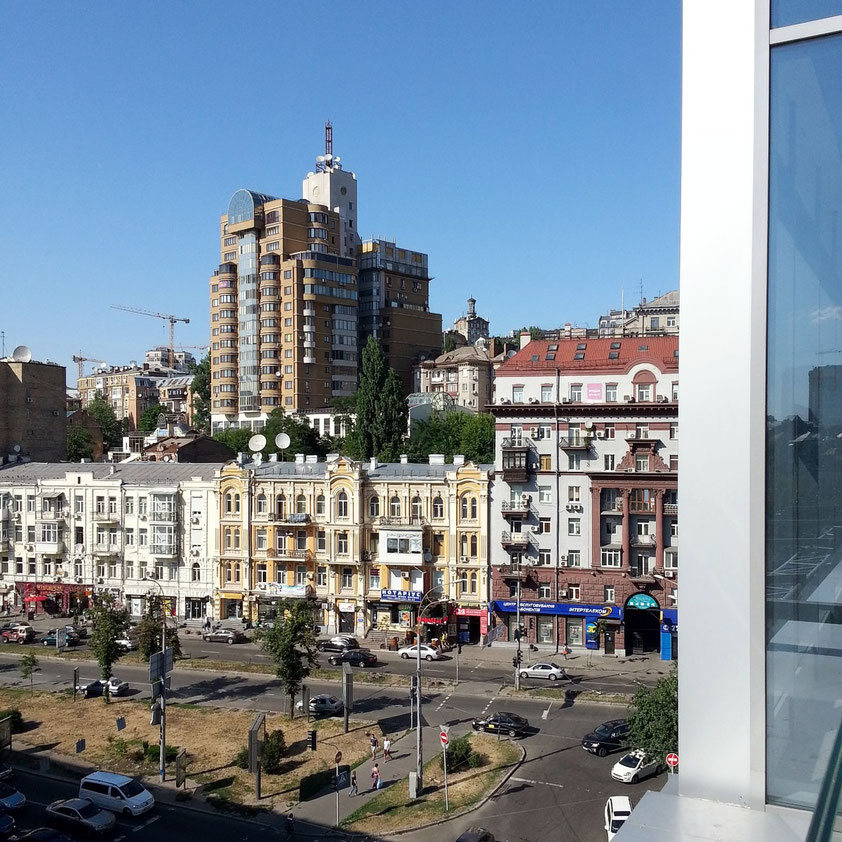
[{"xmin": 0, "ymin": 2, "xmax": 681, "ymax": 385}]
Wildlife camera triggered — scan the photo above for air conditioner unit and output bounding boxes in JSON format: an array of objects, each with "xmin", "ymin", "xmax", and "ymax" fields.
[
  {"xmin": 191, "ymin": 516, "xmax": 200, "ymax": 524},
  {"xmin": 628, "ymin": 432, "xmax": 636, "ymax": 439},
  {"xmin": 561, "ymin": 397, "xmax": 570, "ymax": 404},
  {"xmin": 12, "ymin": 513, "xmax": 20, "ymax": 522},
  {"xmin": 596, "ymin": 431, "xmax": 606, "ymax": 439},
  {"xmin": 24, "ymin": 544, "xmax": 32, "ymax": 552},
  {"xmin": 664, "ymin": 569, "xmax": 675, "ymax": 578},
  {"xmin": 559, "ymin": 589, "xmax": 569, "ymax": 598},
  {"xmin": 528, "ymin": 397, "xmax": 538, "ymax": 404},
  {"xmin": 520, "ymin": 493, "xmax": 530, "ymax": 506},
  {"xmin": 500, "ymin": 398, "xmax": 511, "ymax": 405},
  {"xmin": 139, "ymin": 514, "xmax": 147, "ymax": 520},
  {"xmin": 96, "ymin": 577, "xmax": 104, "ymax": 584},
  {"xmin": 623, "ymin": 395, "xmax": 632, "ymax": 402},
  {"xmin": 190, "ymin": 548, "xmax": 200, "ymax": 557},
  {"xmin": 530, "ymin": 427, "xmax": 539, "ymax": 438},
  {"xmin": 75, "ymin": 577, "xmax": 83, "ymax": 583},
  {"xmin": 74, "ymin": 513, "xmax": 82, "ymax": 520},
  {"xmin": 659, "ymin": 396, "xmax": 669, "ymax": 403}
]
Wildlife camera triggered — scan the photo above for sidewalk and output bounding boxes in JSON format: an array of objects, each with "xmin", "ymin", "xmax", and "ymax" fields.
[{"xmin": 290, "ymin": 725, "xmax": 440, "ymax": 835}]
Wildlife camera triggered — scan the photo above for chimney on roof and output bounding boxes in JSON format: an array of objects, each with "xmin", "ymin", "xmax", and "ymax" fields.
[
  {"xmin": 400, "ymin": 454, "xmax": 408, "ymax": 464},
  {"xmin": 453, "ymin": 454, "xmax": 465, "ymax": 466},
  {"xmin": 519, "ymin": 331, "xmax": 531, "ymax": 350},
  {"xmin": 428, "ymin": 454, "xmax": 445, "ymax": 465},
  {"xmin": 295, "ymin": 453, "xmax": 305, "ymax": 464},
  {"xmin": 268, "ymin": 453, "xmax": 278, "ymax": 462},
  {"xmin": 369, "ymin": 457, "xmax": 377, "ymax": 471}
]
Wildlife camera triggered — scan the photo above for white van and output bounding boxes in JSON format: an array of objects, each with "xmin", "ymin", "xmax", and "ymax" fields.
[
  {"xmin": 604, "ymin": 795, "xmax": 632, "ymax": 840},
  {"xmin": 79, "ymin": 771, "xmax": 155, "ymax": 817}
]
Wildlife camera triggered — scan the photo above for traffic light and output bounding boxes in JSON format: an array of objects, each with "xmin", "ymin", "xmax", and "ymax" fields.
[
  {"xmin": 513, "ymin": 627, "xmax": 521, "ymax": 642},
  {"xmin": 528, "ymin": 617, "xmax": 534, "ymax": 630},
  {"xmin": 517, "ymin": 650, "xmax": 523, "ymax": 666},
  {"xmin": 308, "ymin": 729, "xmax": 317, "ymax": 751},
  {"xmin": 512, "ymin": 656, "xmax": 518, "ymax": 668}
]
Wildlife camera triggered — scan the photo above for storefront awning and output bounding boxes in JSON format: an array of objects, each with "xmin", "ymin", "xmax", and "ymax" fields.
[{"xmin": 219, "ymin": 592, "xmax": 244, "ymax": 601}]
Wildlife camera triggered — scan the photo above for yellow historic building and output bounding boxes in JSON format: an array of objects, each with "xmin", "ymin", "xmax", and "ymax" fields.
[{"xmin": 215, "ymin": 454, "xmax": 492, "ymax": 640}]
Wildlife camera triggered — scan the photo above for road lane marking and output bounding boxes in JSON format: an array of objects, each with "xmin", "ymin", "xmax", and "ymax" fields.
[
  {"xmin": 133, "ymin": 815, "xmax": 160, "ymax": 832},
  {"xmin": 542, "ymin": 702, "xmax": 552, "ymax": 720},
  {"xmin": 511, "ymin": 776, "xmax": 566, "ymax": 789},
  {"xmin": 435, "ymin": 692, "xmax": 453, "ymax": 711}
]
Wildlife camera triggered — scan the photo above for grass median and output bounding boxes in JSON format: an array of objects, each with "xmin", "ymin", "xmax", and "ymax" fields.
[
  {"xmin": 0, "ymin": 687, "xmax": 377, "ymax": 812},
  {"xmin": 342, "ymin": 733, "xmax": 521, "ymax": 834}
]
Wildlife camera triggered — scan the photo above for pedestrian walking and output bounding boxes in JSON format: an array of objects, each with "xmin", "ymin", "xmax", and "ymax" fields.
[
  {"xmin": 383, "ymin": 737, "xmax": 392, "ymax": 761},
  {"xmin": 370, "ymin": 763, "xmax": 380, "ymax": 791},
  {"xmin": 349, "ymin": 770, "xmax": 358, "ymax": 797},
  {"xmin": 561, "ymin": 644, "xmax": 570, "ymax": 661},
  {"xmin": 369, "ymin": 732, "xmax": 378, "ymax": 759}
]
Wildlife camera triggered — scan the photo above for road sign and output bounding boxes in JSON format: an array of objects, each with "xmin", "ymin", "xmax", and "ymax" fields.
[
  {"xmin": 75, "ymin": 739, "xmax": 86, "ymax": 754},
  {"xmin": 334, "ymin": 750, "xmax": 342, "ymax": 764},
  {"xmin": 56, "ymin": 628, "xmax": 66, "ymax": 649},
  {"xmin": 149, "ymin": 651, "xmax": 164, "ymax": 683},
  {"xmin": 440, "ymin": 731, "xmax": 448, "ymax": 746},
  {"xmin": 115, "ymin": 717, "xmax": 126, "ymax": 732},
  {"xmin": 666, "ymin": 752, "xmax": 679, "ymax": 768}
]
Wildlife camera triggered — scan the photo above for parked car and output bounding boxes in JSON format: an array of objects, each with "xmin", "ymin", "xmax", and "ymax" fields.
[
  {"xmin": 318, "ymin": 635, "xmax": 360, "ymax": 653},
  {"xmin": 0, "ymin": 783, "xmax": 26, "ymax": 811},
  {"xmin": 295, "ymin": 694, "xmax": 344, "ymax": 716},
  {"xmin": 472, "ymin": 711, "xmax": 530, "ymax": 737},
  {"xmin": 105, "ymin": 677, "xmax": 129, "ymax": 696},
  {"xmin": 116, "ymin": 635, "xmax": 138, "ymax": 652},
  {"xmin": 0, "ymin": 805, "xmax": 14, "ymax": 839},
  {"xmin": 0, "ymin": 764, "xmax": 12, "ymax": 782},
  {"xmin": 13, "ymin": 829, "xmax": 69, "ymax": 842},
  {"xmin": 42, "ymin": 629, "xmax": 79, "ymax": 647},
  {"xmin": 604, "ymin": 795, "xmax": 632, "ymax": 840},
  {"xmin": 78, "ymin": 771, "xmax": 155, "ymax": 816},
  {"xmin": 518, "ymin": 662, "xmax": 567, "ymax": 681},
  {"xmin": 398, "ymin": 644, "xmax": 440, "ymax": 661},
  {"xmin": 582, "ymin": 719, "xmax": 630, "ymax": 757},
  {"xmin": 46, "ymin": 798, "xmax": 116, "ymax": 835},
  {"xmin": 611, "ymin": 750, "xmax": 664, "ymax": 784},
  {"xmin": 327, "ymin": 649, "xmax": 378, "ymax": 667},
  {"xmin": 75, "ymin": 679, "xmax": 104, "ymax": 699},
  {"xmin": 455, "ymin": 828, "xmax": 496, "ymax": 842},
  {"xmin": 64, "ymin": 625, "xmax": 88, "ymax": 640},
  {"xmin": 202, "ymin": 627, "xmax": 246, "ymax": 644},
  {"xmin": 0, "ymin": 627, "xmax": 33, "ymax": 644}
]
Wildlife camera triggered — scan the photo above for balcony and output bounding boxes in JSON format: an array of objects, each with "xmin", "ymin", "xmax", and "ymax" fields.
[
  {"xmin": 502, "ymin": 436, "xmax": 532, "ymax": 450},
  {"xmin": 36, "ymin": 510, "xmax": 67, "ymax": 522},
  {"xmin": 501, "ymin": 530, "xmax": 530, "ymax": 549},
  {"xmin": 150, "ymin": 510, "xmax": 178, "ymax": 523},
  {"xmin": 378, "ymin": 516, "xmax": 427, "ymax": 528},
  {"xmin": 501, "ymin": 463, "xmax": 529, "ymax": 483},
  {"xmin": 602, "ymin": 500, "xmax": 623, "ymax": 514},
  {"xmin": 632, "ymin": 534, "xmax": 656, "ymax": 546},
  {"xmin": 664, "ymin": 503, "xmax": 678, "ymax": 515},
  {"xmin": 303, "ymin": 355, "xmax": 316, "ymax": 364},
  {"xmin": 35, "ymin": 540, "xmax": 65, "ymax": 555},
  {"xmin": 501, "ymin": 499, "xmax": 532, "ymax": 517},
  {"xmin": 559, "ymin": 436, "xmax": 592, "ymax": 450},
  {"xmin": 500, "ymin": 565, "xmax": 529, "ymax": 581},
  {"xmin": 151, "ymin": 544, "xmax": 177, "ymax": 557},
  {"xmin": 92, "ymin": 510, "xmax": 120, "ymax": 522},
  {"xmin": 93, "ymin": 544, "xmax": 119, "ymax": 556}
]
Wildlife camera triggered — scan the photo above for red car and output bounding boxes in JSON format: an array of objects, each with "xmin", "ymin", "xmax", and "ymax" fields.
[{"xmin": 1, "ymin": 626, "xmax": 33, "ymax": 644}]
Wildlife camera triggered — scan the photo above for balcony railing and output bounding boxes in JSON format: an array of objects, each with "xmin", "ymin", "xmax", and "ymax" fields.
[
  {"xmin": 150, "ymin": 510, "xmax": 178, "ymax": 523},
  {"xmin": 93, "ymin": 544, "xmax": 120, "ymax": 556},
  {"xmin": 500, "ymin": 565, "xmax": 529, "ymax": 580},
  {"xmin": 559, "ymin": 436, "xmax": 592, "ymax": 450},
  {"xmin": 92, "ymin": 510, "xmax": 121, "ymax": 521},
  {"xmin": 501, "ymin": 530, "xmax": 530, "ymax": 548},
  {"xmin": 602, "ymin": 500, "xmax": 623, "ymax": 513},
  {"xmin": 501, "ymin": 464, "xmax": 529, "ymax": 483},
  {"xmin": 664, "ymin": 503, "xmax": 678, "ymax": 515},
  {"xmin": 35, "ymin": 540, "xmax": 65, "ymax": 555},
  {"xmin": 36, "ymin": 510, "xmax": 67, "ymax": 522},
  {"xmin": 501, "ymin": 499, "xmax": 532, "ymax": 516},
  {"xmin": 502, "ymin": 437, "xmax": 532, "ymax": 450},
  {"xmin": 377, "ymin": 516, "xmax": 428, "ymax": 528},
  {"xmin": 633, "ymin": 534, "xmax": 656, "ymax": 546},
  {"xmin": 151, "ymin": 544, "xmax": 177, "ymax": 557}
]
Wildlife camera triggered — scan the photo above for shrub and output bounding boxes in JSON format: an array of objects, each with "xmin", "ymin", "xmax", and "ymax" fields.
[
  {"xmin": 234, "ymin": 745, "xmax": 249, "ymax": 770},
  {"xmin": 261, "ymin": 729, "xmax": 286, "ymax": 774},
  {"xmin": 441, "ymin": 734, "xmax": 478, "ymax": 772},
  {"xmin": 144, "ymin": 743, "xmax": 178, "ymax": 763},
  {"xmin": 0, "ymin": 709, "xmax": 24, "ymax": 734}
]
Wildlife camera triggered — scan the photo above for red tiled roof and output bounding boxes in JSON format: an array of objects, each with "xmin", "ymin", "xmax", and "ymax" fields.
[{"xmin": 498, "ymin": 336, "xmax": 679, "ymax": 374}]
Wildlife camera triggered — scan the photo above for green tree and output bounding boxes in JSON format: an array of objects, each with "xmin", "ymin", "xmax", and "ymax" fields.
[
  {"xmin": 189, "ymin": 354, "xmax": 211, "ymax": 434},
  {"xmin": 66, "ymin": 425, "xmax": 94, "ymax": 462},
  {"xmin": 213, "ymin": 428, "xmax": 252, "ymax": 455},
  {"xmin": 443, "ymin": 332, "xmax": 456, "ymax": 353},
  {"xmin": 458, "ymin": 413, "xmax": 495, "ymax": 464},
  {"xmin": 136, "ymin": 597, "xmax": 182, "ymax": 661},
  {"xmin": 407, "ymin": 411, "xmax": 494, "ymax": 464},
  {"xmin": 625, "ymin": 666, "xmax": 678, "ymax": 764},
  {"xmin": 19, "ymin": 653, "xmax": 38, "ymax": 695},
  {"xmin": 86, "ymin": 395, "xmax": 122, "ymax": 449},
  {"xmin": 88, "ymin": 593, "xmax": 130, "ymax": 690},
  {"xmin": 373, "ymin": 368, "xmax": 408, "ymax": 461},
  {"xmin": 139, "ymin": 404, "xmax": 165, "ymax": 433},
  {"xmin": 258, "ymin": 600, "xmax": 319, "ymax": 717},
  {"xmin": 263, "ymin": 409, "xmax": 322, "ymax": 457}
]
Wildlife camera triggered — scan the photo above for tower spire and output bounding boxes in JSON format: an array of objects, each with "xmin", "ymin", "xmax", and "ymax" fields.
[{"xmin": 325, "ymin": 121, "xmax": 333, "ymax": 157}]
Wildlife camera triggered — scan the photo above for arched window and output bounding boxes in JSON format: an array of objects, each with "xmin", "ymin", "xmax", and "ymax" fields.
[
  {"xmin": 316, "ymin": 494, "xmax": 325, "ymax": 515},
  {"xmin": 256, "ymin": 492, "xmax": 267, "ymax": 514},
  {"xmin": 411, "ymin": 496, "xmax": 423, "ymax": 520},
  {"xmin": 369, "ymin": 496, "xmax": 380, "ymax": 518},
  {"xmin": 191, "ymin": 562, "xmax": 201, "ymax": 582},
  {"xmin": 471, "ymin": 497, "xmax": 478, "ymax": 520},
  {"xmin": 234, "ymin": 494, "xmax": 241, "ymax": 514},
  {"xmin": 432, "ymin": 496, "xmax": 444, "ymax": 519},
  {"xmin": 225, "ymin": 491, "xmax": 234, "ymax": 514},
  {"xmin": 460, "ymin": 534, "xmax": 468, "ymax": 557},
  {"xmin": 470, "ymin": 571, "xmax": 478, "ymax": 593},
  {"xmin": 296, "ymin": 493, "xmax": 306, "ymax": 514},
  {"xmin": 277, "ymin": 493, "xmax": 286, "ymax": 519},
  {"xmin": 337, "ymin": 490, "xmax": 348, "ymax": 519},
  {"xmin": 460, "ymin": 496, "xmax": 469, "ymax": 520},
  {"xmin": 390, "ymin": 495, "xmax": 401, "ymax": 518},
  {"xmin": 470, "ymin": 534, "xmax": 478, "ymax": 557}
]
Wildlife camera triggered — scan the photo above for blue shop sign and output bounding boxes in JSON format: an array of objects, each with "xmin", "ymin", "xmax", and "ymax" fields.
[
  {"xmin": 626, "ymin": 593, "xmax": 659, "ymax": 610},
  {"xmin": 662, "ymin": 608, "xmax": 678, "ymax": 630},
  {"xmin": 492, "ymin": 600, "xmax": 622, "ymax": 619},
  {"xmin": 380, "ymin": 589, "xmax": 423, "ymax": 603}
]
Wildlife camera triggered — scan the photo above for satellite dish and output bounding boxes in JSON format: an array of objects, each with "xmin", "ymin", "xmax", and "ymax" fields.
[
  {"xmin": 163, "ymin": 455, "xmax": 173, "ymax": 462},
  {"xmin": 275, "ymin": 433, "xmax": 291, "ymax": 450},
  {"xmin": 316, "ymin": 155, "xmax": 325, "ymax": 163},
  {"xmin": 584, "ymin": 420, "xmax": 594, "ymax": 429},
  {"xmin": 334, "ymin": 156, "xmax": 341, "ymax": 163},
  {"xmin": 12, "ymin": 346, "xmax": 31, "ymax": 363},
  {"xmin": 12, "ymin": 445, "xmax": 21, "ymax": 454},
  {"xmin": 249, "ymin": 434, "xmax": 267, "ymax": 452},
  {"xmin": 325, "ymin": 153, "xmax": 333, "ymax": 161}
]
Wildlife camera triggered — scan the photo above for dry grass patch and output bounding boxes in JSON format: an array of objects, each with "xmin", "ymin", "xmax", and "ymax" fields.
[
  {"xmin": 0, "ymin": 688, "xmax": 377, "ymax": 811},
  {"xmin": 343, "ymin": 733, "xmax": 520, "ymax": 834}
]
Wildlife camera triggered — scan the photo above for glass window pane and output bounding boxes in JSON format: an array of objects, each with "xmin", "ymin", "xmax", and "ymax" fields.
[
  {"xmin": 767, "ymin": 33, "xmax": 842, "ymax": 810},
  {"xmin": 772, "ymin": 1, "xmax": 842, "ymax": 28}
]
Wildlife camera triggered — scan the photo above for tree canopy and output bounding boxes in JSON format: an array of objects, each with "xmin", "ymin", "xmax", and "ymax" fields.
[
  {"xmin": 139, "ymin": 404, "xmax": 165, "ymax": 433},
  {"xmin": 88, "ymin": 592, "xmax": 130, "ymax": 684},
  {"xmin": 407, "ymin": 411, "xmax": 494, "ymax": 464},
  {"xmin": 263, "ymin": 409, "xmax": 322, "ymax": 456},
  {"xmin": 86, "ymin": 395, "xmax": 122, "ymax": 450},
  {"xmin": 66, "ymin": 425, "xmax": 94, "ymax": 462},
  {"xmin": 212, "ymin": 428, "xmax": 252, "ymax": 455},
  {"xmin": 625, "ymin": 666, "xmax": 678, "ymax": 763},
  {"xmin": 189, "ymin": 354, "xmax": 211, "ymax": 434}
]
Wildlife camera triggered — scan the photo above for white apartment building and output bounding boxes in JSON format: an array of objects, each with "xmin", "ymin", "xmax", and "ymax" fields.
[{"xmin": 0, "ymin": 463, "xmax": 224, "ymax": 621}]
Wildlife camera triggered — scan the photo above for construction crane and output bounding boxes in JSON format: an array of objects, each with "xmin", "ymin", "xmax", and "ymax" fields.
[
  {"xmin": 111, "ymin": 305, "xmax": 190, "ymax": 369},
  {"xmin": 71, "ymin": 352, "xmax": 106, "ymax": 380}
]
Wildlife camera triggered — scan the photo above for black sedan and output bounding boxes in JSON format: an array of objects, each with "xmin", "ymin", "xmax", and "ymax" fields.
[
  {"xmin": 318, "ymin": 635, "xmax": 360, "ymax": 653},
  {"xmin": 471, "ymin": 711, "xmax": 530, "ymax": 737},
  {"xmin": 581, "ymin": 718, "xmax": 630, "ymax": 757},
  {"xmin": 327, "ymin": 648, "xmax": 378, "ymax": 667},
  {"xmin": 75, "ymin": 679, "xmax": 104, "ymax": 699}
]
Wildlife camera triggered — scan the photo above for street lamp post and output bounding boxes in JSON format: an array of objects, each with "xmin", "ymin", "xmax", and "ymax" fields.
[{"xmin": 143, "ymin": 576, "xmax": 167, "ymax": 782}]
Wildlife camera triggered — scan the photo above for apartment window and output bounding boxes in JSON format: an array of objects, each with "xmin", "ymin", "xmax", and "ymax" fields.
[
  {"xmin": 671, "ymin": 382, "xmax": 678, "ymax": 400},
  {"xmin": 318, "ymin": 530, "xmax": 326, "ymax": 552},
  {"xmin": 26, "ymin": 496, "xmax": 34, "ymax": 513},
  {"xmin": 635, "ymin": 455, "xmax": 649, "ymax": 472},
  {"xmin": 569, "ymin": 384, "xmax": 582, "ymax": 401},
  {"xmin": 341, "ymin": 567, "xmax": 353, "ymax": 589},
  {"xmin": 539, "ymin": 454, "xmax": 552, "ymax": 471},
  {"xmin": 606, "ymin": 384, "xmax": 617, "ymax": 402},
  {"xmin": 296, "ymin": 529, "xmax": 307, "ymax": 550},
  {"xmin": 336, "ymin": 490, "xmax": 349, "ymax": 519},
  {"xmin": 296, "ymin": 565, "xmax": 307, "ymax": 586},
  {"xmin": 568, "ymin": 585, "xmax": 581, "ymax": 601},
  {"xmin": 337, "ymin": 532, "xmax": 348, "ymax": 555},
  {"xmin": 256, "ymin": 563, "xmax": 268, "ymax": 584},
  {"xmin": 601, "ymin": 549, "xmax": 621, "ymax": 567},
  {"xmin": 539, "ymin": 424, "xmax": 552, "ymax": 439},
  {"xmin": 604, "ymin": 585, "xmax": 615, "ymax": 603},
  {"xmin": 604, "ymin": 454, "xmax": 615, "ymax": 471},
  {"xmin": 538, "ymin": 550, "xmax": 552, "ymax": 566},
  {"xmin": 669, "ymin": 454, "xmax": 678, "ymax": 471},
  {"xmin": 568, "ymin": 486, "xmax": 580, "ymax": 502},
  {"xmin": 541, "ymin": 385, "xmax": 553, "ymax": 402},
  {"xmin": 139, "ymin": 528, "xmax": 147, "ymax": 546},
  {"xmin": 568, "ymin": 453, "xmax": 582, "ymax": 471},
  {"xmin": 636, "ymin": 384, "xmax": 652, "ymax": 402},
  {"xmin": 256, "ymin": 493, "xmax": 267, "ymax": 515},
  {"xmin": 368, "ymin": 567, "xmax": 380, "ymax": 591},
  {"xmin": 603, "ymin": 423, "xmax": 615, "ymax": 440},
  {"xmin": 669, "ymin": 422, "xmax": 678, "ymax": 440},
  {"xmin": 567, "ymin": 550, "xmax": 581, "ymax": 567},
  {"xmin": 568, "ymin": 518, "xmax": 580, "ymax": 536},
  {"xmin": 538, "ymin": 486, "xmax": 552, "ymax": 503},
  {"xmin": 368, "ymin": 496, "xmax": 380, "ymax": 519},
  {"xmin": 664, "ymin": 551, "xmax": 678, "ymax": 571},
  {"xmin": 432, "ymin": 496, "xmax": 444, "ymax": 518},
  {"xmin": 15, "ymin": 558, "xmax": 23, "ymax": 575},
  {"xmin": 124, "ymin": 497, "xmax": 133, "ymax": 515},
  {"xmin": 539, "ymin": 584, "xmax": 552, "ymax": 599},
  {"xmin": 317, "ymin": 566, "xmax": 327, "ymax": 587},
  {"xmin": 27, "ymin": 526, "xmax": 35, "ymax": 542},
  {"xmin": 296, "ymin": 494, "xmax": 306, "ymax": 514},
  {"xmin": 389, "ymin": 496, "xmax": 401, "ymax": 518},
  {"xmin": 28, "ymin": 558, "xmax": 36, "ymax": 575},
  {"xmin": 256, "ymin": 529, "xmax": 267, "ymax": 551},
  {"xmin": 539, "ymin": 518, "xmax": 551, "ymax": 534},
  {"xmin": 512, "ymin": 386, "xmax": 524, "ymax": 403}
]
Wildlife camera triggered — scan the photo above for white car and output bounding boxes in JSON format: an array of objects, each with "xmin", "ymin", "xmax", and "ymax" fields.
[
  {"xmin": 398, "ymin": 644, "xmax": 440, "ymax": 661},
  {"xmin": 116, "ymin": 635, "xmax": 138, "ymax": 651},
  {"xmin": 518, "ymin": 662, "xmax": 567, "ymax": 681},
  {"xmin": 611, "ymin": 750, "xmax": 663, "ymax": 784},
  {"xmin": 295, "ymin": 694, "xmax": 344, "ymax": 716},
  {"xmin": 604, "ymin": 795, "xmax": 632, "ymax": 840},
  {"xmin": 106, "ymin": 677, "xmax": 129, "ymax": 696}
]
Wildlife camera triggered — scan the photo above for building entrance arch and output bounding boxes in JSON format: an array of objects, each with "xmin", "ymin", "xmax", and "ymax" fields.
[{"xmin": 624, "ymin": 592, "xmax": 661, "ymax": 655}]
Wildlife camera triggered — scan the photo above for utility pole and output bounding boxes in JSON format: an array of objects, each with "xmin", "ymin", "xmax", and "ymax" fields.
[{"xmin": 514, "ymin": 578, "xmax": 522, "ymax": 691}]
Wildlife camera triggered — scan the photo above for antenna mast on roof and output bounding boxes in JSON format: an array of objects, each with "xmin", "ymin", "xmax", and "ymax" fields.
[{"xmin": 325, "ymin": 121, "xmax": 333, "ymax": 157}]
